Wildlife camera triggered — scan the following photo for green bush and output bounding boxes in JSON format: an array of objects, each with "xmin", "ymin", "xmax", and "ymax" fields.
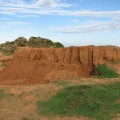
[
  {"xmin": 15, "ymin": 37, "xmax": 28, "ymax": 47},
  {"xmin": 96, "ymin": 64, "xmax": 119, "ymax": 78},
  {"xmin": 0, "ymin": 36, "xmax": 64, "ymax": 55},
  {"xmin": 37, "ymin": 82, "xmax": 120, "ymax": 120},
  {"xmin": 53, "ymin": 42, "xmax": 64, "ymax": 48},
  {"xmin": 47, "ymin": 39, "xmax": 53, "ymax": 45}
]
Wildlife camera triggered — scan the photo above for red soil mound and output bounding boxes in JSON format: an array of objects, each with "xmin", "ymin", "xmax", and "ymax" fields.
[{"xmin": 0, "ymin": 46, "xmax": 120, "ymax": 85}]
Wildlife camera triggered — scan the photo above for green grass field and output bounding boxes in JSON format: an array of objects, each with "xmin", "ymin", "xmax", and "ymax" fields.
[{"xmin": 37, "ymin": 82, "xmax": 120, "ymax": 120}]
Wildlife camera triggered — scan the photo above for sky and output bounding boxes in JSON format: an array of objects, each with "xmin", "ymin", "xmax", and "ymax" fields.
[{"xmin": 0, "ymin": 0, "xmax": 120, "ymax": 46}]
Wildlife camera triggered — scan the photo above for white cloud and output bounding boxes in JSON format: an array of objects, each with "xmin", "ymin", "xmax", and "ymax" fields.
[
  {"xmin": 3, "ymin": 21, "xmax": 30, "ymax": 25},
  {"xmin": 0, "ymin": 0, "xmax": 73, "ymax": 17},
  {"xmin": 0, "ymin": 0, "xmax": 120, "ymax": 19},
  {"xmin": 37, "ymin": 0, "xmax": 57, "ymax": 7},
  {"xmin": 0, "ymin": 21, "xmax": 30, "ymax": 30},
  {"xmin": 0, "ymin": 0, "xmax": 70, "ymax": 8},
  {"xmin": 0, "ymin": 0, "xmax": 120, "ymax": 34},
  {"xmin": 36, "ymin": 0, "xmax": 70, "ymax": 7},
  {"xmin": 52, "ymin": 20, "xmax": 120, "ymax": 33}
]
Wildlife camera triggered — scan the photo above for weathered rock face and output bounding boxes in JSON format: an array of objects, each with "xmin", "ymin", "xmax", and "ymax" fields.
[{"xmin": 0, "ymin": 46, "xmax": 120, "ymax": 85}]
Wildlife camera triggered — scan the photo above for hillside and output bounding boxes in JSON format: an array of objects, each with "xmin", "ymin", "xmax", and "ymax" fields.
[
  {"xmin": 0, "ymin": 36, "xmax": 64, "ymax": 55},
  {"xmin": 0, "ymin": 46, "xmax": 119, "ymax": 85},
  {"xmin": 0, "ymin": 45, "xmax": 120, "ymax": 120}
]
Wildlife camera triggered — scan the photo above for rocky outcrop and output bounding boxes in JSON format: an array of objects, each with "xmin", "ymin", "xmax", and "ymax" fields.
[{"xmin": 0, "ymin": 46, "xmax": 120, "ymax": 85}]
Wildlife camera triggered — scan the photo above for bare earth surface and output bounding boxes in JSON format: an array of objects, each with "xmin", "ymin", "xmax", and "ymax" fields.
[
  {"xmin": 0, "ymin": 78, "xmax": 120, "ymax": 120},
  {"xmin": 0, "ymin": 46, "xmax": 120, "ymax": 85},
  {"xmin": 0, "ymin": 50, "xmax": 120, "ymax": 120}
]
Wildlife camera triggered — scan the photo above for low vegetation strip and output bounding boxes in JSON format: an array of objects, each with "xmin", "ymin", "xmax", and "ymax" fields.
[
  {"xmin": 37, "ymin": 82, "xmax": 120, "ymax": 120},
  {"xmin": 0, "ymin": 89, "xmax": 4, "ymax": 97},
  {"xmin": 96, "ymin": 64, "xmax": 119, "ymax": 78},
  {"xmin": 0, "ymin": 89, "xmax": 14, "ymax": 99},
  {"xmin": 0, "ymin": 36, "xmax": 64, "ymax": 55}
]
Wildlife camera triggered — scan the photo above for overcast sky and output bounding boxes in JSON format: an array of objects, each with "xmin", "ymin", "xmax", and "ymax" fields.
[{"xmin": 0, "ymin": 0, "xmax": 120, "ymax": 46}]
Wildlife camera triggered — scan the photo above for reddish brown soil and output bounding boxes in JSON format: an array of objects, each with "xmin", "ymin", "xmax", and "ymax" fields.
[
  {"xmin": 0, "ymin": 46, "xmax": 120, "ymax": 85},
  {"xmin": 0, "ymin": 54, "xmax": 13, "ymax": 63}
]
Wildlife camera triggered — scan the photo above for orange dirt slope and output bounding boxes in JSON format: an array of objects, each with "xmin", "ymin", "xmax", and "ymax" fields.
[{"xmin": 0, "ymin": 46, "xmax": 120, "ymax": 85}]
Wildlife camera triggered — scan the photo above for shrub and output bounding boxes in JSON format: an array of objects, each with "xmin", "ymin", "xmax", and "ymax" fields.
[
  {"xmin": 15, "ymin": 37, "xmax": 28, "ymax": 47},
  {"xmin": 96, "ymin": 64, "xmax": 119, "ymax": 78},
  {"xmin": 0, "ymin": 36, "xmax": 64, "ymax": 55},
  {"xmin": 53, "ymin": 42, "xmax": 64, "ymax": 48},
  {"xmin": 47, "ymin": 39, "xmax": 53, "ymax": 45}
]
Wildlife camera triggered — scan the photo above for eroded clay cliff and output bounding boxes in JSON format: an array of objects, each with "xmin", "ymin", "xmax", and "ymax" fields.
[{"xmin": 0, "ymin": 46, "xmax": 120, "ymax": 85}]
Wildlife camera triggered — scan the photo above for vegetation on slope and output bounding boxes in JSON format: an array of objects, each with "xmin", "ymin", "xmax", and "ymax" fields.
[
  {"xmin": 0, "ymin": 89, "xmax": 14, "ymax": 98},
  {"xmin": 0, "ymin": 36, "xmax": 64, "ymax": 55},
  {"xmin": 37, "ymin": 82, "xmax": 120, "ymax": 120},
  {"xmin": 96, "ymin": 64, "xmax": 119, "ymax": 78}
]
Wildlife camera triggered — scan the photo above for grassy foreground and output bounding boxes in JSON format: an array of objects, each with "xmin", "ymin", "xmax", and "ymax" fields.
[{"xmin": 37, "ymin": 82, "xmax": 120, "ymax": 120}]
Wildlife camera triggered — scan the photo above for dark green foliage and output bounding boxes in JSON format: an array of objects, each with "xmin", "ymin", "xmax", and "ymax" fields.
[
  {"xmin": 28, "ymin": 36, "xmax": 43, "ymax": 47},
  {"xmin": 15, "ymin": 37, "xmax": 27, "ymax": 47},
  {"xmin": 46, "ymin": 39, "xmax": 53, "ymax": 45},
  {"xmin": 96, "ymin": 64, "xmax": 119, "ymax": 78},
  {"xmin": 0, "ymin": 41, "xmax": 14, "ymax": 55},
  {"xmin": 53, "ymin": 42, "xmax": 64, "ymax": 48},
  {"xmin": 0, "ymin": 37, "xmax": 27, "ymax": 55},
  {"xmin": 0, "ymin": 36, "xmax": 64, "ymax": 55},
  {"xmin": 37, "ymin": 82, "xmax": 120, "ymax": 120}
]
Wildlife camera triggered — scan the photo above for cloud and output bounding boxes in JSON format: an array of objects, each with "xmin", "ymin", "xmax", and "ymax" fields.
[
  {"xmin": 37, "ymin": 0, "xmax": 58, "ymax": 7},
  {"xmin": 0, "ymin": 0, "xmax": 71, "ymax": 8},
  {"xmin": 0, "ymin": 21, "xmax": 30, "ymax": 25},
  {"xmin": 0, "ymin": 21, "xmax": 30, "ymax": 30},
  {"xmin": 0, "ymin": 0, "xmax": 120, "ymax": 19},
  {"xmin": 0, "ymin": 0, "xmax": 73, "ymax": 17},
  {"xmin": 52, "ymin": 20, "xmax": 120, "ymax": 33},
  {"xmin": 36, "ymin": 0, "xmax": 70, "ymax": 7},
  {"xmin": 0, "ymin": 0, "xmax": 120, "ymax": 34}
]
